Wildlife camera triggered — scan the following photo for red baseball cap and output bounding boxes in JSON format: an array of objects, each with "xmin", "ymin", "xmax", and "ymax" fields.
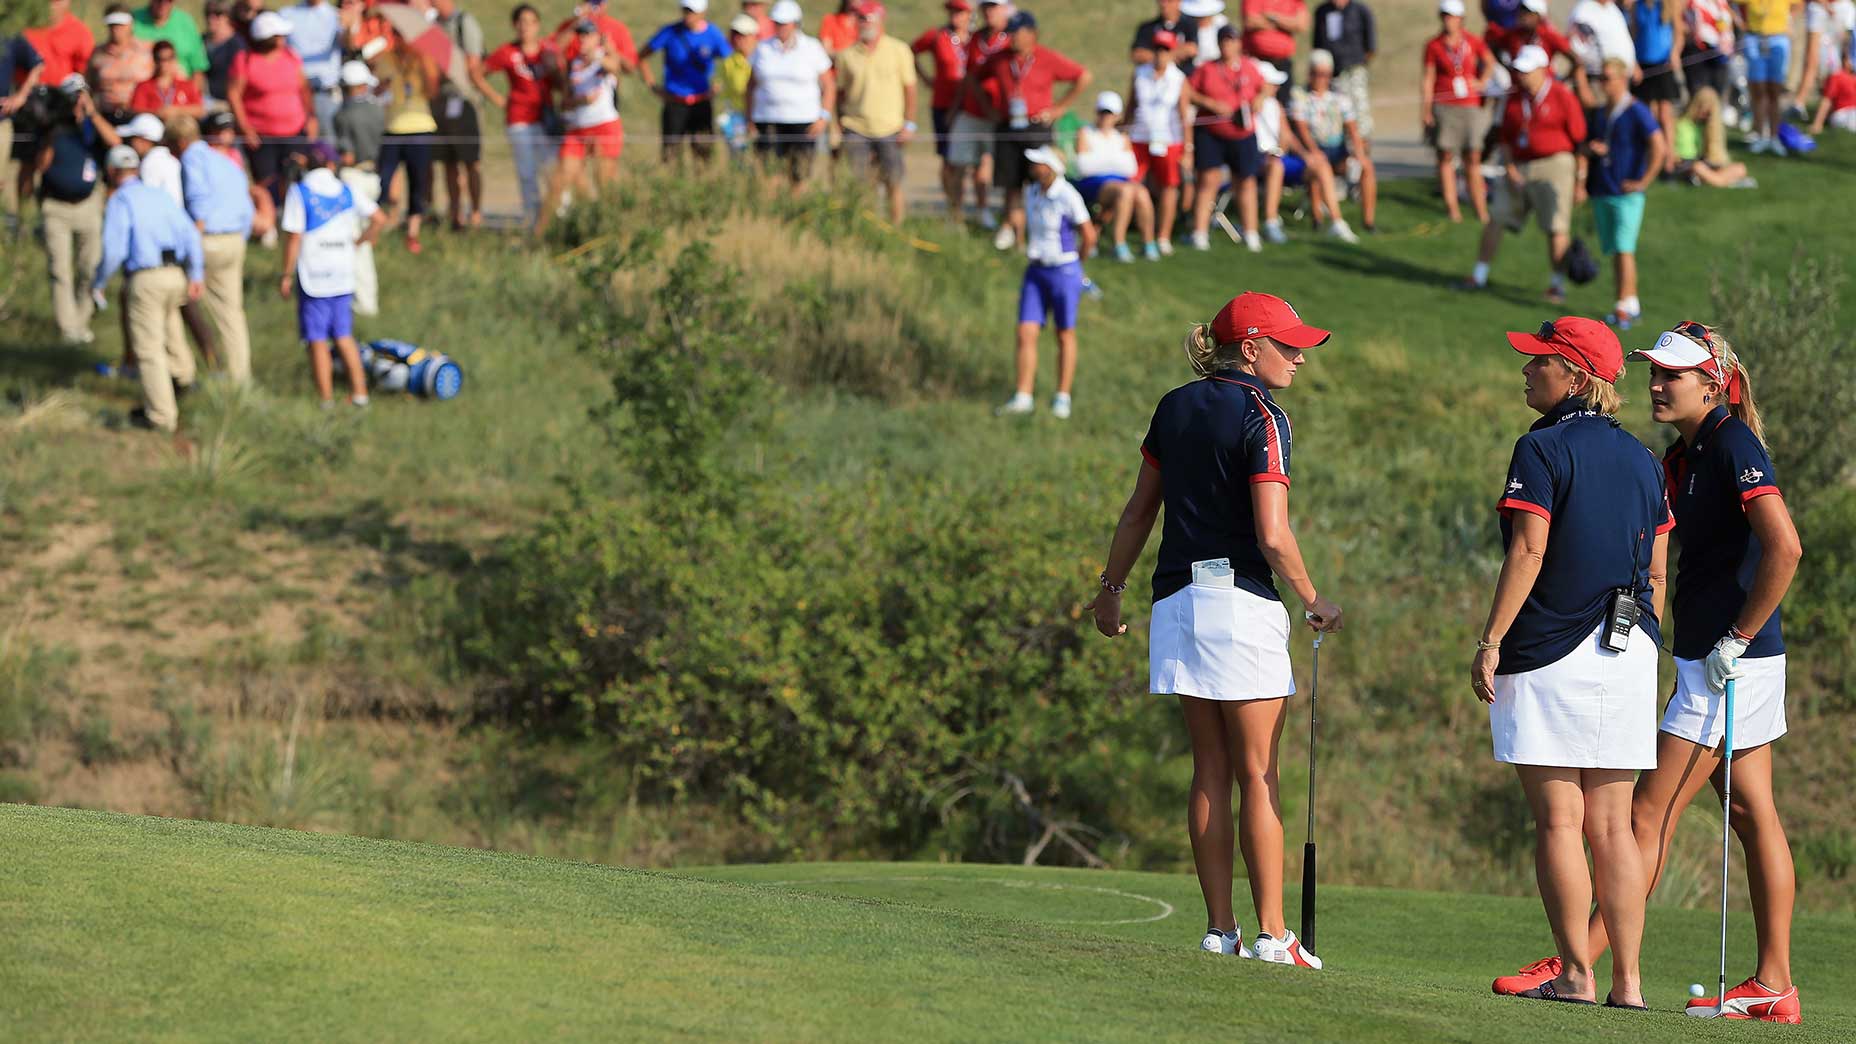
[
  {"xmin": 1506, "ymin": 316, "xmax": 1624, "ymax": 382},
  {"xmin": 1211, "ymin": 292, "xmax": 1331, "ymax": 349},
  {"xmin": 944, "ymin": 0, "xmax": 972, "ymax": 10},
  {"xmin": 855, "ymin": 0, "xmax": 885, "ymax": 17},
  {"xmin": 1152, "ymin": 29, "xmax": 1179, "ymax": 49}
]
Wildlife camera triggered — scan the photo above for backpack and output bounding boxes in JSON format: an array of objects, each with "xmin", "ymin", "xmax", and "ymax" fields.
[{"xmin": 1565, "ymin": 236, "xmax": 1600, "ymax": 285}]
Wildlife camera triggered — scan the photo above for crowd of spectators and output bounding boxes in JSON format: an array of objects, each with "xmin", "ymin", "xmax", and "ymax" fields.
[{"xmin": 0, "ymin": 0, "xmax": 1849, "ymax": 430}]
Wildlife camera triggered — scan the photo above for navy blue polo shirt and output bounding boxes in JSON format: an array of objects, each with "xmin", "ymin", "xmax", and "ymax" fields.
[
  {"xmin": 1495, "ymin": 397, "xmax": 1673, "ymax": 674},
  {"xmin": 1662, "ymin": 406, "xmax": 1784, "ymax": 661},
  {"xmin": 1140, "ymin": 369, "xmax": 1292, "ymax": 604},
  {"xmin": 1586, "ymin": 98, "xmax": 1659, "ymax": 198},
  {"xmin": 0, "ymin": 37, "xmax": 42, "ymax": 124}
]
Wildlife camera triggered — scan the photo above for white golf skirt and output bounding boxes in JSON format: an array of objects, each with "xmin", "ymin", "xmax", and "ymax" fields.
[
  {"xmin": 1659, "ymin": 654, "xmax": 1788, "ymax": 750},
  {"xmin": 1149, "ymin": 583, "xmax": 1296, "ymax": 701},
  {"xmin": 1489, "ymin": 623, "xmax": 1658, "ymax": 769}
]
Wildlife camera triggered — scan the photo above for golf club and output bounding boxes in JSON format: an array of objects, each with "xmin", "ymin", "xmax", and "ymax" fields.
[
  {"xmin": 1301, "ymin": 623, "xmax": 1324, "ymax": 951},
  {"xmin": 1687, "ymin": 676, "xmax": 1737, "ymax": 1019}
]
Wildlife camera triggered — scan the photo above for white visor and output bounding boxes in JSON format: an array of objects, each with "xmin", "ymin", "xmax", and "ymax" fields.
[
  {"xmin": 1023, "ymin": 146, "xmax": 1064, "ymax": 173},
  {"xmin": 1629, "ymin": 329, "xmax": 1714, "ymax": 370}
]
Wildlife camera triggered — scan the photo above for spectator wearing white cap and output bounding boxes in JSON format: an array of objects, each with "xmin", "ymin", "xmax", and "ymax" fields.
[
  {"xmin": 1463, "ymin": 44, "xmax": 1587, "ymax": 300},
  {"xmin": 716, "ymin": 14, "xmax": 760, "ymax": 153},
  {"xmin": 1127, "ymin": 29, "xmax": 1189, "ymax": 251},
  {"xmin": 996, "ymin": 145, "xmax": 1094, "ymax": 419},
  {"xmin": 1072, "ymin": 90, "xmax": 1158, "ymax": 261},
  {"xmin": 89, "ymin": 5, "xmax": 156, "ymax": 125},
  {"xmin": 229, "ymin": 11, "xmax": 317, "ymax": 207},
  {"xmin": 639, "ymin": 0, "xmax": 734, "ymax": 163},
  {"xmin": 334, "ymin": 60, "xmax": 383, "ymax": 171},
  {"xmin": 1290, "ymin": 48, "xmax": 1375, "ymax": 232},
  {"xmin": 1254, "ymin": 60, "xmax": 1356, "ymax": 244},
  {"xmin": 92, "ymin": 141, "xmax": 206, "ymax": 432},
  {"xmin": 747, "ymin": 2, "xmax": 836, "ymax": 187},
  {"xmin": 834, "ymin": 1, "xmax": 918, "ymax": 226},
  {"xmin": 1422, "ymin": 0, "xmax": 1494, "ymax": 225},
  {"xmin": 117, "ymin": 112, "xmax": 180, "ymax": 205}
]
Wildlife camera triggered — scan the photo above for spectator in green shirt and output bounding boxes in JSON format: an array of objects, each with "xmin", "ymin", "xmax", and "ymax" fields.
[{"xmin": 133, "ymin": 0, "xmax": 210, "ymax": 82}]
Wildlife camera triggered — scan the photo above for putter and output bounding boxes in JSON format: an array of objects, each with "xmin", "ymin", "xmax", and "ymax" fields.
[
  {"xmin": 1301, "ymin": 619, "xmax": 1323, "ymax": 951},
  {"xmin": 1688, "ymin": 676, "xmax": 1737, "ymax": 1019}
]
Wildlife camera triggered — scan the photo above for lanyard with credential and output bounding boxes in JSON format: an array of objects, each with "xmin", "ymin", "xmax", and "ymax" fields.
[{"xmin": 1516, "ymin": 80, "xmax": 1552, "ymax": 151}]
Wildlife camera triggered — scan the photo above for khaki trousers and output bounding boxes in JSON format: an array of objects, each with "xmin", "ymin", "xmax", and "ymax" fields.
[
  {"xmin": 127, "ymin": 267, "xmax": 194, "ymax": 431},
  {"xmin": 0, "ymin": 120, "xmax": 15, "ymax": 216},
  {"xmin": 202, "ymin": 233, "xmax": 251, "ymax": 383},
  {"xmin": 41, "ymin": 194, "xmax": 104, "ymax": 341}
]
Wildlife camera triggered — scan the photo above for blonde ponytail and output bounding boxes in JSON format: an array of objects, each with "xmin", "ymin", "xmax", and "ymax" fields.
[
  {"xmin": 1183, "ymin": 322, "xmax": 1251, "ymax": 377},
  {"xmin": 1702, "ymin": 325, "xmax": 1769, "ymax": 449}
]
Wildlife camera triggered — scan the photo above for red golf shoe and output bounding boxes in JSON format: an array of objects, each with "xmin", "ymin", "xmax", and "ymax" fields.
[
  {"xmin": 1492, "ymin": 956, "xmax": 1561, "ymax": 996},
  {"xmin": 1686, "ymin": 977, "xmax": 1802, "ymax": 1023}
]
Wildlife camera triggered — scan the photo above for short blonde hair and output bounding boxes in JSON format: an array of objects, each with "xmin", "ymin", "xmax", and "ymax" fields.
[{"xmin": 1550, "ymin": 356, "xmax": 1623, "ymax": 415}]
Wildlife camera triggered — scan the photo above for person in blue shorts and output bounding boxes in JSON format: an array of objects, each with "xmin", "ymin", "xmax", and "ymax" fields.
[
  {"xmin": 639, "ymin": 0, "xmax": 732, "ymax": 162},
  {"xmin": 1740, "ymin": 0, "xmax": 1795, "ymax": 154},
  {"xmin": 1070, "ymin": 90, "xmax": 1156, "ymax": 261},
  {"xmin": 279, "ymin": 144, "xmax": 388, "ymax": 407},
  {"xmin": 996, "ymin": 146, "xmax": 1094, "ymax": 419},
  {"xmin": 1584, "ymin": 57, "xmax": 1662, "ymax": 330}
]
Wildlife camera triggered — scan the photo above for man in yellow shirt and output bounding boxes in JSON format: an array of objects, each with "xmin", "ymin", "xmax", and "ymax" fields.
[
  {"xmin": 1738, "ymin": 0, "xmax": 1802, "ymax": 153},
  {"xmin": 834, "ymin": 1, "xmax": 918, "ymax": 223}
]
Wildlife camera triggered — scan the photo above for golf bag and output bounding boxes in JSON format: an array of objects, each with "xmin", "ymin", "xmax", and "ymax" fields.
[{"xmin": 329, "ymin": 340, "xmax": 464, "ymax": 400}]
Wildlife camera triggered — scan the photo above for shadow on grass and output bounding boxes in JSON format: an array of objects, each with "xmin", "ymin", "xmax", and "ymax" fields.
[
  {"xmin": 0, "ymin": 337, "xmax": 104, "ymax": 388},
  {"xmin": 241, "ymin": 498, "xmax": 476, "ymax": 590},
  {"xmin": 1310, "ymin": 242, "xmax": 1562, "ymax": 310}
]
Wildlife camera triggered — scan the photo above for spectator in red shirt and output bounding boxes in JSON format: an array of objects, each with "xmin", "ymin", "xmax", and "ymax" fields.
[
  {"xmin": 1241, "ymin": 0, "xmax": 1307, "ymax": 92},
  {"xmin": 553, "ymin": 0, "xmax": 638, "ymax": 70},
  {"xmin": 1184, "ymin": 25, "xmax": 1266, "ymax": 250},
  {"xmin": 976, "ymin": 11, "xmax": 1090, "ymax": 249},
  {"xmin": 1809, "ymin": 53, "xmax": 1856, "ymax": 134},
  {"xmin": 1421, "ymin": 0, "xmax": 1493, "ymax": 224},
  {"xmin": 475, "ymin": 4, "xmax": 560, "ymax": 232},
  {"xmin": 820, "ymin": 0, "xmax": 861, "ymax": 54},
  {"xmin": 1463, "ymin": 45, "xmax": 1586, "ymax": 301},
  {"xmin": 25, "ymin": 0, "xmax": 96, "ymax": 86},
  {"xmin": 950, "ymin": 0, "xmax": 1011, "ymax": 233},
  {"xmin": 913, "ymin": 0, "xmax": 973, "ymax": 218},
  {"xmin": 130, "ymin": 41, "xmax": 204, "ymax": 122}
]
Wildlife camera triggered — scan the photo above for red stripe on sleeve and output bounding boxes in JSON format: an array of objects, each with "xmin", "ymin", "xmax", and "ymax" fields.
[
  {"xmin": 1141, "ymin": 445, "xmax": 1160, "ymax": 471},
  {"xmin": 1249, "ymin": 473, "xmax": 1290, "ymax": 486},
  {"xmin": 1739, "ymin": 485, "xmax": 1781, "ymax": 505},
  {"xmin": 1656, "ymin": 516, "xmax": 1676, "ymax": 535},
  {"xmin": 1497, "ymin": 498, "xmax": 1551, "ymax": 522}
]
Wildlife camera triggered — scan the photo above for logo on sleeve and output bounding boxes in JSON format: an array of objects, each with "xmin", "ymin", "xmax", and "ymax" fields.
[
  {"xmin": 1506, "ymin": 478, "xmax": 1524, "ymax": 494},
  {"xmin": 1739, "ymin": 467, "xmax": 1764, "ymax": 486}
]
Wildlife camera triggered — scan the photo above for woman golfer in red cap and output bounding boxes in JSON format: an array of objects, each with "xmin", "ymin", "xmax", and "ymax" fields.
[
  {"xmin": 1507, "ymin": 322, "xmax": 1804, "ymax": 1022},
  {"xmin": 1476, "ymin": 316, "xmax": 1671, "ymax": 1009},
  {"xmin": 1087, "ymin": 291, "xmax": 1342, "ymax": 969}
]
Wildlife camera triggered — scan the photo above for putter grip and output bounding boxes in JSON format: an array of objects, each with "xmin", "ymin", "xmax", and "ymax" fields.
[{"xmin": 1301, "ymin": 842, "xmax": 1316, "ymax": 948}]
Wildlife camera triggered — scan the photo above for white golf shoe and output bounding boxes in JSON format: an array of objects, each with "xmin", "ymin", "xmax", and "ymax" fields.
[
  {"xmin": 1050, "ymin": 393, "xmax": 1072, "ymax": 420},
  {"xmin": 1252, "ymin": 930, "xmax": 1323, "ymax": 969},
  {"xmin": 1200, "ymin": 928, "xmax": 1251, "ymax": 957}
]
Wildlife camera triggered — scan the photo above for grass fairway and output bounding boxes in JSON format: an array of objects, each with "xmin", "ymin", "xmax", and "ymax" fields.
[{"xmin": 5, "ymin": 805, "xmax": 1853, "ymax": 1042}]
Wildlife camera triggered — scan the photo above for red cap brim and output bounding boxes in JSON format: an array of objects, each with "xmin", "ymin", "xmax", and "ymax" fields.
[
  {"xmin": 1273, "ymin": 322, "xmax": 1331, "ymax": 349},
  {"xmin": 1506, "ymin": 331, "xmax": 1552, "ymax": 357}
]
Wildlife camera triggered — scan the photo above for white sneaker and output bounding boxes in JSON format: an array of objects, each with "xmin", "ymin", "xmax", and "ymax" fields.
[
  {"xmin": 1156, "ymin": 238, "xmax": 1174, "ymax": 257},
  {"xmin": 1327, "ymin": 220, "xmax": 1359, "ymax": 244},
  {"xmin": 994, "ymin": 392, "xmax": 1034, "ymax": 416},
  {"xmin": 1252, "ymin": 930, "xmax": 1323, "ymax": 969},
  {"xmin": 992, "ymin": 223, "xmax": 1017, "ymax": 251},
  {"xmin": 1262, "ymin": 220, "xmax": 1288, "ymax": 245},
  {"xmin": 1189, "ymin": 231, "xmax": 1211, "ymax": 251},
  {"xmin": 1200, "ymin": 928, "xmax": 1251, "ymax": 956},
  {"xmin": 1769, "ymin": 140, "xmax": 1788, "ymax": 157},
  {"xmin": 1050, "ymin": 393, "xmax": 1071, "ymax": 420},
  {"xmin": 1242, "ymin": 231, "xmax": 1262, "ymax": 253}
]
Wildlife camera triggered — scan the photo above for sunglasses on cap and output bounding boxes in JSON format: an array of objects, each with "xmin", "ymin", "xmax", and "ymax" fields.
[{"xmin": 1667, "ymin": 320, "xmax": 1742, "ymax": 401}]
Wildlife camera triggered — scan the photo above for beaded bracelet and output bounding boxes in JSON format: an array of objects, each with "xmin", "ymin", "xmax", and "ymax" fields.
[{"xmin": 1099, "ymin": 572, "xmax": 1128, "ymax": 595}]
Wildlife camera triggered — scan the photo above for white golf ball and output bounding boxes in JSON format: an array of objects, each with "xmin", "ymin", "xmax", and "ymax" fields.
[{"xmin": 1690, "ymin": 983, "xmax": 1706, "ymax": 998}]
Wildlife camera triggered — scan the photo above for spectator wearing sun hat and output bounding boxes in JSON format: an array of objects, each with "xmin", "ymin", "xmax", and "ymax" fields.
[
  {"xmin": 835, "ymin": 2, "xmax": 917, "ymax": 225},
  {"xmin": 747, "ymin": 2, "xmax": 835, "ymax": 186},
  {"xmin": 1463, "ymin": 44, "xmax": 1586, "ymax": 301},
  {"xmin": 90, "ymin": 5, "xmax": 156, "ymax": 126},
  {"xmin": 229, "ymin": 11, "xmax": 316, "ymax": 207},
  {"xmin": 640, "ymin": 0, "xmax": 733, "ymax": 163},
  {"xmin": 93, "ymin": 141, "xmax": 206, "ymax": 431},
  {"xmin": 1311, "ymin": 0, "xmax": 1375, "ymax": 140},
  {"xmin": 977, "ymin": 10, "xmax": 1092, "ymax": 250},
  {"xmin": 996, "ymin": 144, "xmax": 1095, "ymax": 420}
]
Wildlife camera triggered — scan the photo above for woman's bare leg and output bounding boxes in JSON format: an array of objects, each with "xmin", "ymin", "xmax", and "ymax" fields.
[
  {"xmin": 1226, "ymin": 697, "xmax": 1289, "ymax": 938},
  {"xmin": 1586, "ymin": 731, "xmax": 1720, "ymax": 963},
  {"xmin": 1517, "ymin": 764, "xmax": 1599, "ymax": 1000},
  {"xmin": 1718, "ymin": 743, "xmax": 1795, "ymax": 990},
  {"xmin": 1180, "ymin": 696, "xmax": 1238, "ymax": 933},
  {"xmin": 1585, "ymin": 768, "xmax": 1647, "ymax": 1006}
]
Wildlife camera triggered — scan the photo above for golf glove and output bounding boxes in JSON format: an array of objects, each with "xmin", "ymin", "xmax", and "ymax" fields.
[{"xmin": 1704, "ymin": 632, "xmax": 1749, "ymax": 693}]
